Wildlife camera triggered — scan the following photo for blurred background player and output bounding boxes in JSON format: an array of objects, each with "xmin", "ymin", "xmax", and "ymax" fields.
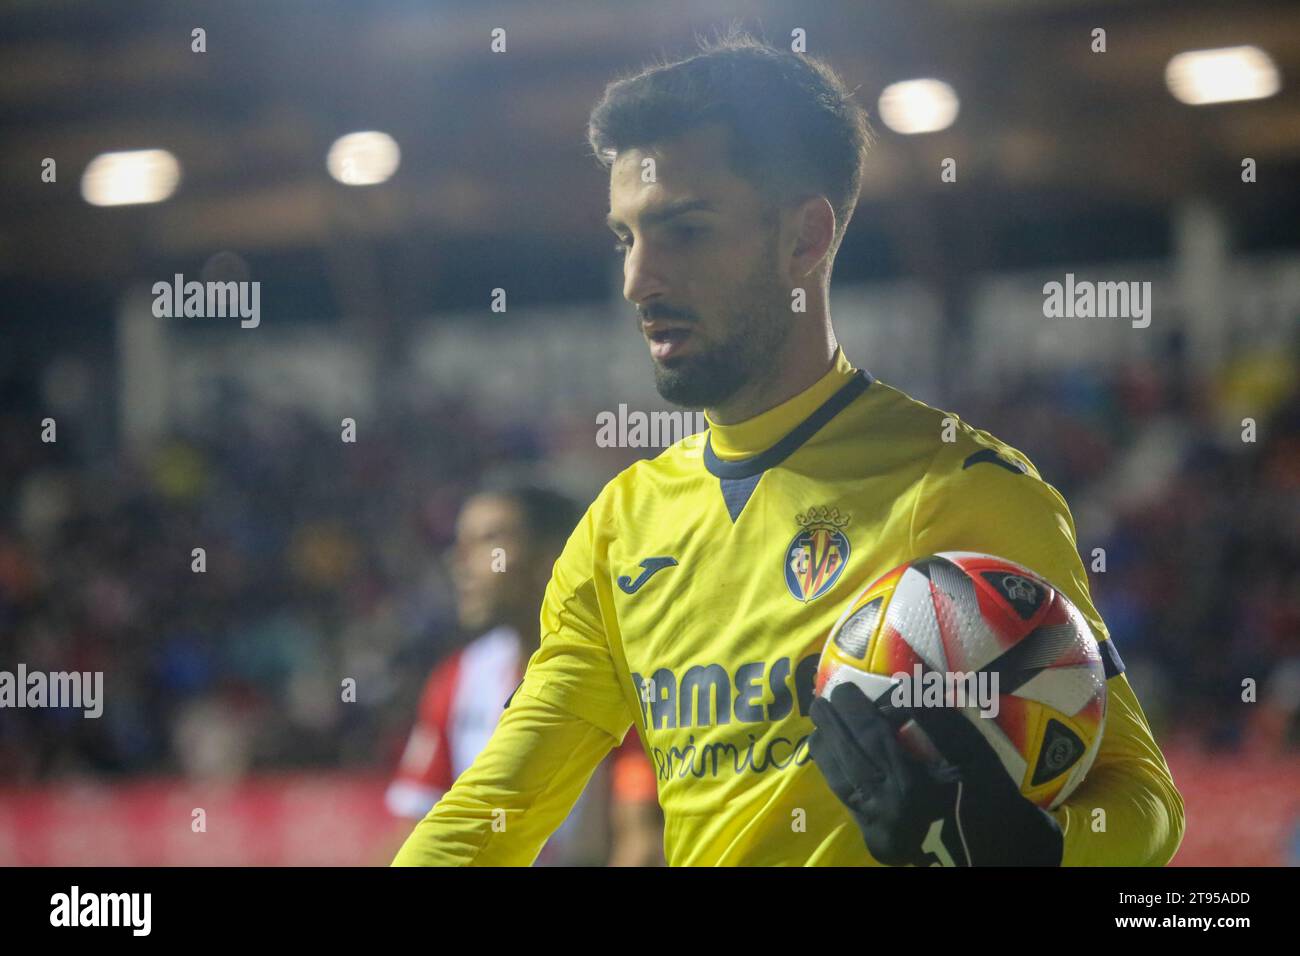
[{"xmin": 382, "ymin": 482, "xmax": 664, "ymax": 865}]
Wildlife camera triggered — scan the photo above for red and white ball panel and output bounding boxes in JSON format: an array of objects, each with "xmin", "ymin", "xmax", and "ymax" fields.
[{"xmin": 815, "ymin": 551, "xmax": 1108, "ymax": 809}]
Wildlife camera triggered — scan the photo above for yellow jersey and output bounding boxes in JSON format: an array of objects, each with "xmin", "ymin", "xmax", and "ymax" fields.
[{"xmin": 394, "ymin": 347, "xmax": 1185, "ymax": 866}]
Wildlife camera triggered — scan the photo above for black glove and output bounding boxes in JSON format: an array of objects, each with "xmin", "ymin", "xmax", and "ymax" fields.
[{"xmin": 809, "ymin": 681, "xmax": 1063, "ymax": 866}]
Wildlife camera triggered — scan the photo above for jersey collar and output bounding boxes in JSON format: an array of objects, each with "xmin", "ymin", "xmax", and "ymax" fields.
[{"xmin": 702, "ymin": 348, "xmax": 873, "ymax": 479}]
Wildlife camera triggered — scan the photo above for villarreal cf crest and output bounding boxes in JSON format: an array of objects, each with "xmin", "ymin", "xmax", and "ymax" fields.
[{"xmin": 784, "ymin": 506, "xmax": 852, "ymax": 602}]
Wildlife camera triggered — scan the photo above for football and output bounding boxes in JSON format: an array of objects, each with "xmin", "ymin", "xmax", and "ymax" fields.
[{"xmin": 814, "ymin": 551, "xmax": 1107, "ymax": 810}]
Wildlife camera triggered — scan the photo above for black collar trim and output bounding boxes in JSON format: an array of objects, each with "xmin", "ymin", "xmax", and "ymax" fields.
[{"xmin": 703, "ymin": 369, "xmax": 874, "ymax": 479}]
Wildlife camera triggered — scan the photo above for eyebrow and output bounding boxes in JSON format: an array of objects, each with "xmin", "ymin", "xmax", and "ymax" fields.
[{"xmin": 606, "ymin": 199, "xmax": 717, "ymax": 232}]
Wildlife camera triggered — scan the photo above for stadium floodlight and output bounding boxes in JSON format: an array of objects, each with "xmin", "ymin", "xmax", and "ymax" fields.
[
  {"xmin": 80, "ymin": 149, "xmax": 180, "ymax": 206},
  {"xmin": 877, "ymin": 78, "xmax": 959, "ymax": 134},
  {"xmin": 327, "ymin": 130, "xmax": 401, "ymax": 185},
  {"xmin": 1165, "ymin": 45, "xmax": 1280, "ymax": 105}
]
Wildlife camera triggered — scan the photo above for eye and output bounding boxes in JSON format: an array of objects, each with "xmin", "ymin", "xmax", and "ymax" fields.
[
  {"xmin": 671, "ymin": 225, "xmax": 703, "ymax": 242},
  {"xmin": 612, "ymin": 235, "xmax": 632, "ymax": 256}
]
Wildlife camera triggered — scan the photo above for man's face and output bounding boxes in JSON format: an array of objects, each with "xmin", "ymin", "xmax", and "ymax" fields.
[
  {"xmin": 448, "ymin": 494, "xmax": 533, "ymax": 633},
  {"xmin": 607, "ymin": 124, "xmax": 794, "ymax": 409}
]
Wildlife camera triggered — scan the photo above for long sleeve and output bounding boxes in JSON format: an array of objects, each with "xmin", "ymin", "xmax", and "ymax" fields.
[
  {"xmin": 1047, "ymin": 671, "xmax": 1185, "ymax": 865},
  {"xmin": 391, "ymin": 693, "xmax": 619, "ymax": 866},
  {"xmin": 393, "ymin": 495, "xmax": 635, "ymax": 866},
  {"xmin": 909, "ymin": 432, "xmax": 1185, "ymax": 865}
]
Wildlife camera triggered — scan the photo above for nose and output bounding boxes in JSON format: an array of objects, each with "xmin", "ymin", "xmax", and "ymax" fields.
[{"xmin": 622, "ymin": 240, "xmax": 670, "ymax": 308}]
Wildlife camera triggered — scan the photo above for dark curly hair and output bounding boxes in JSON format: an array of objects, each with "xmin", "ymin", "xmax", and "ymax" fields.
[
  {"xmin": 476, "ymin": 478, "xmax": 583, "ymax": 553},
  {"xmin": 587, "ymin": 28, "xmax": 873, "ymax": 259}
]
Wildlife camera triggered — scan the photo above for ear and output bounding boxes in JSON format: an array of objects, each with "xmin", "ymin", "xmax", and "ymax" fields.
[{"xmin": 788, "ymin": 195, "xmax": 836, "ymax": 280}]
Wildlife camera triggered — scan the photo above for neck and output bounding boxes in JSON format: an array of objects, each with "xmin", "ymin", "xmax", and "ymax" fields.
[
  {"xmin": 704, "ymin": 343, "xmax": 858, "ymax": 461},
  {"xmin": 706, "ymin": 330, "xmax": 837, "ymax": 425}
]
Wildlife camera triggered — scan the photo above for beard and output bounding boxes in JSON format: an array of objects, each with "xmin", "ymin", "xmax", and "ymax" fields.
[{"xmin": 646, "ymin": 241, "xmax": 791, "ymax": 410}]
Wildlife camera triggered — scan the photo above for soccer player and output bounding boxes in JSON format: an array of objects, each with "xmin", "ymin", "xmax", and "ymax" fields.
[
  {"xmin": 387, "ymin": 483, "xmax": 662, "ymax": 865},
  {"xmin": 393, "ymin": 33, "xmax": 1184, "ymax": 867}
]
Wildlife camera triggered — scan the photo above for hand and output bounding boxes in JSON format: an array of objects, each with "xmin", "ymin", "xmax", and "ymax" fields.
[{"xmin": 809, "ymin": 681, "xmax": 1063, "ymax": 866}]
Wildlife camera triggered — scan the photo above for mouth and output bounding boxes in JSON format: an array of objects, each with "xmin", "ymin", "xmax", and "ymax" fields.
[{"xmin": 643, "ymin": 322, "xmax": 696, "ymax": 361}]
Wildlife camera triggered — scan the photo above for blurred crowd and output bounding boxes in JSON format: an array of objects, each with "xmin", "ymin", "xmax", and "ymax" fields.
[
  {"xmin": 959, "ymin": 350, "xmax": 1300, "ymax": 752},
  {"xmin": 1, "ymin": 344, "xmax": 1297, "ymax": 786},
  {"xmin": 0, "ymin": 372, "xmax": 548, "ymax": 782}
]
